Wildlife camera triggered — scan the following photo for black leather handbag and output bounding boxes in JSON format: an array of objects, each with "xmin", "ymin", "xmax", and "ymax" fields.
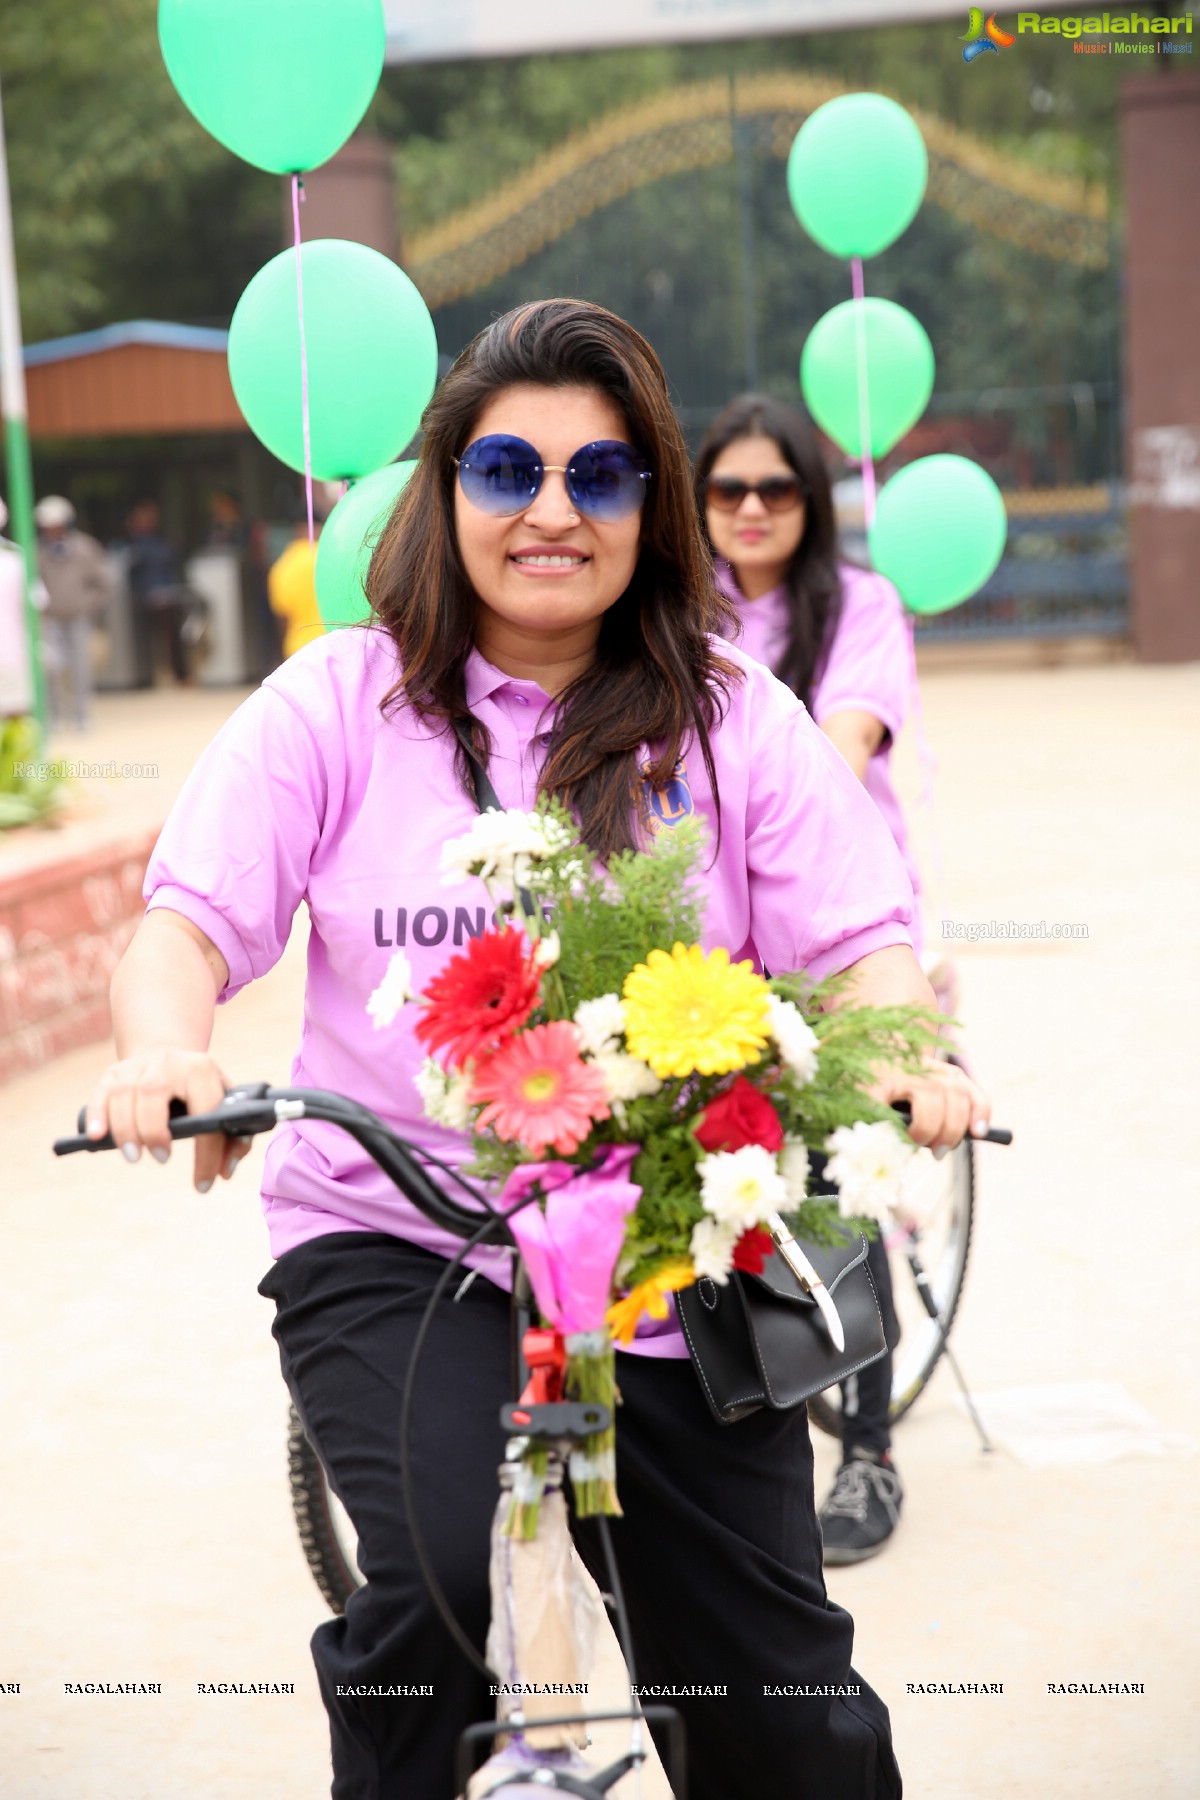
[{"xmin": 675, "ymin": 1169, "xmax": 889, "ymax": 1425}]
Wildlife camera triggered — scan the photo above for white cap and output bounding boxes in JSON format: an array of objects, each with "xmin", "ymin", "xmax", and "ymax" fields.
[{"xmin": 34, "ymin": 494, "xmax": 76, "ymax": 529}]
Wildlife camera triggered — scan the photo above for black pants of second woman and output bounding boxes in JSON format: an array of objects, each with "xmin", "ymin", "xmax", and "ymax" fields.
[
  {"xmin": 839, "ymin": 1233, "xmax": 902, "ymax": 1460},
  {"xmin": 259, "ymin": 1232, "xmax": 903, "ymax": 1800}
]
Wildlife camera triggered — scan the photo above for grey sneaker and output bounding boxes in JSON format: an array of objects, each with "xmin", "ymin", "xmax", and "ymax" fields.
[{"xmin": 818, "ymin": 1447, "xmax": 903, "ymax": 1565}]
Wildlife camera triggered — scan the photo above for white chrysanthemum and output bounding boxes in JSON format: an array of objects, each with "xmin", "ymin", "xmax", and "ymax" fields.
[
  {"xmin": 413, "ymin": 1057, "xmax": 475, "ymax": 1132},
  {"xmin": 824, "ymin": 1120, "xmax": 916, "ymax": 1220},
  {"xmin": 366, "ymin": 951, "xmax": 415, "ymax": 1029},
  {"xmin": 439, "ymin": 808, "xmax": 560, "ymax": 892},
  {"xmin": 592, "ymin": 1050, "xmax": 663, "ymax": 1106},
  {"xmin": 766, "ymin": 994, "xmax": 819, "ymax": 1085},
  {"xmin": 573, "ymin": 993, "xmax": 627, "ymax": 1058},
  {"xmin": 698, "ymin": 1144, "xmax": 789, "ymax": 1230},
  {"xmin": 532, "ymin": 930, "xmax": 561, "ymax": 969},
  {"xmin": 689, "ymin": 1216, "xmax": 738, "ymax": 1284},
  {"xmin": 780, "ymin": 1137, "xmax": 810, "ymax": 1207}
]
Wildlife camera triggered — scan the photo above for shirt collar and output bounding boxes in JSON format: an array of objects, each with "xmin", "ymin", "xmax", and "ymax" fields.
[{"xmin": 464, "ymin": 645, "xmax": 555, "ymax": 714}]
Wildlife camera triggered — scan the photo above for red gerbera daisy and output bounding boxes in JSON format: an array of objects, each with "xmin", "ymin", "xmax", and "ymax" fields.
[
  {"xmin": 415, "ymin": 928, "xmax": 542, "ymax": 1070},
  {"xmin": 470, "ymin": 1022, "xmax": 612, "ymax": 1156}
]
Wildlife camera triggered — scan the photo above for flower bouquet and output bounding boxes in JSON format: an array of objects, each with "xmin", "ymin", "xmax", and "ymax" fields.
[{"xmin": 369, "ymin": 802, "xmax": 938, "ymax": 1535}]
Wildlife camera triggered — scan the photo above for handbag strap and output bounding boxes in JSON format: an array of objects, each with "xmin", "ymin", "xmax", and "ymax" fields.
[{"xmin": 453, "ymin": 717, "xmax": 504, "ymax": 813}]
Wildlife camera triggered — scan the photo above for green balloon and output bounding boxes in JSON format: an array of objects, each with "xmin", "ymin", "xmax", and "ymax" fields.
[
  {"xmin": 787, "ymin": 94, "xmax": 928, "ymax": 260},
  {"xmin": 868, "ymin": 456, "xmax": 1007, "ymax": 615},
  {"xmin": 158, "ymin": 0, "xmax": 385, "ymax": 175},
  {"xmin": 228, "ymin": 241, "xmax": 437, "ymax": 480},
  {"xmin": 801, "ymin": 300, "xmax": 934, "ymax": 459},
  {"xmin": 315, "ymin": 461, "xmax": 418, "ymax": 627}
]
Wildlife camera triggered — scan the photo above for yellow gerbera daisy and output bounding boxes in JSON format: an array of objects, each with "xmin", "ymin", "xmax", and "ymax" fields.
[
  {"xmin": 606, "ymin": 1262, "xmax": 695, "ymax": 1345},
  {"xmin": 621, "ymin": 942, "xmax": 772, "ymax": 1079}
]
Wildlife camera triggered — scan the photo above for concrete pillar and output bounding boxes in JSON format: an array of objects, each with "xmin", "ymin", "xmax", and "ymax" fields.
[
  {"xmin": 282, "ymin": 133, "xmax": 400, "ymax": 263},
  {"xmin": 1120, "ymin": 72, "xmax": 1200, "ymax": 662}
]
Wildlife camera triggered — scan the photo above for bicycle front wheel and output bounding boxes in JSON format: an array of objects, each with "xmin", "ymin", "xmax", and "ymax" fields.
[
  {"xmin": 286, "ymin": 1405, "xmax": 364, "ymax": 1615},
  {"xmin": 807, "ymin": 1135, "xmax": 975, "ymax": 1438}
]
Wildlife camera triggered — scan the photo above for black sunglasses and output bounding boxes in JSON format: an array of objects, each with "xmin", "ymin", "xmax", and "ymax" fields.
[{"xmin": 704, "ymin": 474, "xmax": 807, "ymax": 514}]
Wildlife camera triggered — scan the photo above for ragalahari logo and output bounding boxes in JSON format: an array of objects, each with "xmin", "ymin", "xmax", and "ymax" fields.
[{"xmin": 961, "ymin": 9, "xmax": 1018, "ymax": 59}]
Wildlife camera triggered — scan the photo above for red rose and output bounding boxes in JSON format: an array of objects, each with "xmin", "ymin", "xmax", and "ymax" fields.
[
  {"xmin": 694, "ymin": 1075, "xmax": 784, "ymax": 1155},
  {"xmin": 732, "ymin": 1227, "xmax": 775, "ymax": 1276}
]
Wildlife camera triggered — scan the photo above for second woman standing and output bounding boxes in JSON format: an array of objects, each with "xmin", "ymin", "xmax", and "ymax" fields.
[{"xmin": 697, "ymin": 393, "xmax": 922, "ymax": 1566}]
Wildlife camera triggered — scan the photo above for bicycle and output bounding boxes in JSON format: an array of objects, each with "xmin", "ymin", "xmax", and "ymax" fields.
[
  {"xmin": 55, "ymin": 1076, "xmax": 1007, "ymax": 1791},
  {"xmin": 55, "ymin": 1079, "xmax": 687, "ymax": 1800}
]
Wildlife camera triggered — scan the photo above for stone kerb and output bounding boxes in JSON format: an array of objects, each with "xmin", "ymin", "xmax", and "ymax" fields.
[{"xmin": 0, "ymin": 831, "xmax": 158, "ymax": 1086}]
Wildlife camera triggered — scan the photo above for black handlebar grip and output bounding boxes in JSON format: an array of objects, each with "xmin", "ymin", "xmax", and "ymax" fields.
[
  {"xmin": 891, "ymin": 1099, "xmax": 1011, "ymax": 1146},
  {"xmin": 57, "ymin": 1096, "xmax": 192, "ymax": 1156}
]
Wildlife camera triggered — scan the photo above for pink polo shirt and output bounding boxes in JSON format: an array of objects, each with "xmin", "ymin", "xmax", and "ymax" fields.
[
  {"xmin": 144, "ymin": 623, "xmax": 914, "ymax": 1354},
  {"xmin": 716, "ymin": 559, "xmax": 922, "ymax": 951}
]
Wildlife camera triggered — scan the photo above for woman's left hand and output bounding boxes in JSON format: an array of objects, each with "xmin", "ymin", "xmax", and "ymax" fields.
[{"xmin": 870, "ymin": 1058, "xmax": 991, "ymax": 1152}]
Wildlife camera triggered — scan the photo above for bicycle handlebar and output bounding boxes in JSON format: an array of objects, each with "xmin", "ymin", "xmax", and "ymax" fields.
[
  {"xmin": 52, "ymin": 1082, "xmax": 503, "ymax": 1241},
  {"xmin": 53, "ymin": 1081, "xmax": 1010, "ymax": 1223}
]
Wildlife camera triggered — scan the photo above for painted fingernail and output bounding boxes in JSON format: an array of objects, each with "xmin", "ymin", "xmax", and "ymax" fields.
[
  {"xmin": 972, "ymin": 1119, "xmax": 990, "ymax": 1136},
  {"xmin": 86, "ymin": 1116, "xmax": 105, "ymax": 1138},
  {"xmin": 932, "ymin": 1145, "xmax": 950, "ymax": 1162},
  {"xmin": 197, "ymin": 1178, "xmax": 214, "ymax": 1194},
  {"xmin": 150, "ymin": 1146, "xmax": 171, "ymax": 1164},
  {"xmin": 121, "ymin": 1142, "xmax": 141, "ymax": 1163}
]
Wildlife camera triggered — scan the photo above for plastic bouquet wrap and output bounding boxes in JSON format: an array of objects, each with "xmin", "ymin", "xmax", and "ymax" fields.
[{"xmin": 368, "ymin": 801, "xmax": 938, "ymax": 1532}]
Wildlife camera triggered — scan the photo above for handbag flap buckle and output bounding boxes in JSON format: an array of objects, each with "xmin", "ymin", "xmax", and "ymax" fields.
[{"xmin": 763, "ymin": 1213, "xmax": 853, "ymax": 1352}]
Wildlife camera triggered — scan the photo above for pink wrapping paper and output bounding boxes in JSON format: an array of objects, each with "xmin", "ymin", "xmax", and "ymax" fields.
[{"xmin": 503, "ymin": 1147, "xmax": 641, "ymax": 1333}]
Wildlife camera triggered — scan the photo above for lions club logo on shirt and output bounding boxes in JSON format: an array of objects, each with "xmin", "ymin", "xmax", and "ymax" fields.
[{"xmin": 639, "ymin": 755, "xmax": 693, "ymax": 835}]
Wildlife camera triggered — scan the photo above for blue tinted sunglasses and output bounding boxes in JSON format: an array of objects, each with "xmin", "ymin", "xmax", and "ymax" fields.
[{"xmin": 454, "ymin": 434, "xmax": 652, "ymax": 522}]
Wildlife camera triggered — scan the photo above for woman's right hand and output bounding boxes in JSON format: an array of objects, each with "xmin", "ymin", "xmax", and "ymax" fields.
[{"xmin": 84, "ymin": 1049, "xmax": 249, "ymax": 1193}]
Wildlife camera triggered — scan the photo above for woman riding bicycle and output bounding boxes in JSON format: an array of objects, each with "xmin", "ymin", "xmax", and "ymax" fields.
[
  {"xmin": 87, "ymin": 300, "xmax": 990, "ymax": 1800},
  {"xmin": 697, "ymin": 393, "xmax": 927, "ymax": 1569}
]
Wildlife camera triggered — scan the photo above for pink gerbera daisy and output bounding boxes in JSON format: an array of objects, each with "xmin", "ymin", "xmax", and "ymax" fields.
[{"xmin": 470, "ymin": 1022, "xmax": 612, "ymax": 1156}]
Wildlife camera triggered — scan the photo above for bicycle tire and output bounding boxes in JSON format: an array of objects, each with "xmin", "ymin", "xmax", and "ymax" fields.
[
  {"xmin": 807, "ymin": 1135, "xmax": 975, "ymax": 1438},
  {"xmin": 286, "ymin": 1404, "xmax": 363, "ymax": 1616}
]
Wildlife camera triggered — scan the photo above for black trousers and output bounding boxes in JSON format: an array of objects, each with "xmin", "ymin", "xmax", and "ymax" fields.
[
  {"xmin": 839, "ymin": 1234, "xmax": 901, "ymax": 1461},
  {"xmin": 259, "ymin": 1233, "xmax": 903, "ymax": 1800}
]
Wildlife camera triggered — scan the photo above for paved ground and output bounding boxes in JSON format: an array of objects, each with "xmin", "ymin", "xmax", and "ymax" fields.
[{"xmin": 3, "ymin": 654, "xmax": 1198, "ymax": 1798}]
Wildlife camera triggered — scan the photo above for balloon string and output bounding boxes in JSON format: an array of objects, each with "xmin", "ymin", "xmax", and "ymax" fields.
[
  {"xmin": 291, "ymin": 174, "xmax": 315, "ymax": 549},
  {"xmin": 849, "ymin": 256, "xmax": 943, "ymax": 939},
  {"xmin": 906, "ymin": 622, "xmax": 945, "ymax": 917},
  {"xmin": 849, "ymin": 256, "xmax": 876, "ymax": 528}
]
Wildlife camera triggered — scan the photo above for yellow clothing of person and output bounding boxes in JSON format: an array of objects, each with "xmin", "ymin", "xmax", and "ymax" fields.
[{"xmin": 268, "ymin": 538, "xmax": 326, "ymax": 660}]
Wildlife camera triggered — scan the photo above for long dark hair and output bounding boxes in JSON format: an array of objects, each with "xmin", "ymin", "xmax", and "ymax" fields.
[
  {"xmin": 367, "ymin": 298, "xmax": 740, "ymax": 860},
  {"xmin": 695, "ymin": 395, "xmax": 842, "ymax": 710}
]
